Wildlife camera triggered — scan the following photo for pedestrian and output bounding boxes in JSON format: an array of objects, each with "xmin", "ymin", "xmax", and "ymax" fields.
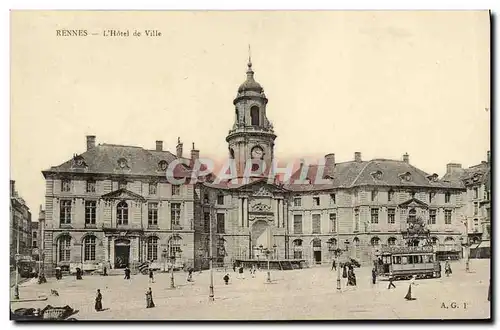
[
  {"xmin": 388, "ymin": 272, "xmax": 396, "ymax": 289},
  {"xmin": 404, "ymin": 275, "xmax": 417, "ymax": 301},
  {"xmin": 145, "ymin": 287, "xmax": 155, "ymax": 308},
  {"xmin": 149, "ymin": 269, "xmax": 155, "ymax": 283},
  {"xmin": 102, "ymin": 266, "xmax": 108, "ymax": 276},
  {"xmin": 371, "ymin": 267, "xmax": 377, "ymax": 285},
  {"xmin": 38, "ymin": 272, "xmax": 47, "ymax": 284},
  {"xmin": 76, "ymin": 267, "xmax": 83, "ymax": 280},
  {"xmin": 95, "ymin": 289, "xmax": 103, "ymax": 311},
  {"xmin": 233, "ymin": 262, "xmax": 237, "ymax": 273},
  {"xmin": 331, "ymin": 259, "xmax": 337, "ymax": 271},
  {"xmin": 187, "ymin": 268, "xmax": 193, "ymax": 282},
  {"xmin": 444, "ymin": 258, "xmax": 452, "ymax": 277},
  {"xmin": 342, "ymin": 264, "xmax": 348, "ymax": 279},
  {"xmin": 55, "ymin": 267, "xmax": 62, "ymax": 280},
  {"xmin": 238, "ymin": 266, "xmax": 245, "ymax": 279},
  {"xmin": 251, "ymin": 265, "xmax": 256, "ymax": 278},
  {"xmin": 223, "ymin": 273, "xmax": 230, "ymax": 285},
  {"xmin": 347, "ymin": 266, "xmax": 357, "ymax": 287},
  {"xmin": 124, "ymin": 267, "xmax": 131, "ymax": 280}
]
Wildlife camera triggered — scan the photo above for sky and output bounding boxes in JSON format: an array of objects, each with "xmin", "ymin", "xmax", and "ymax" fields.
[{"xmin": 10, "ymin": 10, "xmax": 490, "ymax": 216}]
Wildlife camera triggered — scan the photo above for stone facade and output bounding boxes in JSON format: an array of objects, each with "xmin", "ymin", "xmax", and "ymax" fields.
[{"xmin": 10, "ymin": 180, "xmax": 33, "ymax": 267}]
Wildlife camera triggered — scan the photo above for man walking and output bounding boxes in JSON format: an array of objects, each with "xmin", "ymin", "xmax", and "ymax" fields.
[
  {"xmin": 149, "ymin": 269, "xmax": 155, "ymax": 283},
  {"xmin": 388, "ymin": 272, "xmax": 396, "ymax": 289}
]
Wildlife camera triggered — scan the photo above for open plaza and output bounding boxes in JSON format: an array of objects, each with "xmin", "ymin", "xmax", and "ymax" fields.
[{"xmin": 10, "ymin": 259, "xmax": 490, "ymax": 320}]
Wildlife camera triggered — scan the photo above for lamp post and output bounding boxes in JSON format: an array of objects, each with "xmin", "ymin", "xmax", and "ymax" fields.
[
  {"xmin": 14, "ymin": 223, "xmax": 20, "ymax": 300},
  {"xmin": 461, "ymin": 216, "xmax": 470, "ymax": 273},
  {"xmin": 258, "ymin": 245, "xmax": 273, "ymax": 283},
  {"xmin": 209, "ymin": 204, "xmax": 215, "ymax": 302},
  {"xmin": 162, "ymin": 248, "xmax": 168, "ymax": 272},
  {"xmin": 170, "ymin": 250, "xmax": 176, "ymax": 289},
  {"xmin": 329, "ymin": 238, "xmax": 350, "ymax": 292}
]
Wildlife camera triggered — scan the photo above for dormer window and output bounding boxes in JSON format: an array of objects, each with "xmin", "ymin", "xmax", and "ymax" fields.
[
  {"xmin": 427, "ymin": 173, "xmax": 439, "ymax": 182},
  {"xmin": 158, "ymin": 160, "xmax": 168, "ymax": 171},
  {"xmin": 72, "ymin": 155, "xmax": 87, "ymax": 168},
  {"xmin": 117, "ymin": 158, "xmax": 128, "ymax": 169},
  {"xmin": 371, "ymin": 170, "xmax": 383, "ymax": 180},
  {"xmin": 399, "ymin": 172, "xmax": 412, "ymax": 182}
]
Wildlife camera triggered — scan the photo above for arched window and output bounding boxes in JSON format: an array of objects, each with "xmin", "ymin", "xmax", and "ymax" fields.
[
  {"xmin": 117, "ymin": 201, "xmax": 128, "ymax": 225},
  {"xmin": 388, "ymin": 237, "xmax": 397, "ymax": 246},
  {"xmin": 147, "ymin": 236, "xmax": 158, "ymax": 261},
  {"xmin": 83, "ymin": 236, "xmax": 96, "ymax": 261},
  {"xmin": 353, "ymin": 237, "xmax": 360, "ymax": 246},
  {"xmin": 292, "ymin": 239, "xmax": 303, "ymax": 259},
  {"xmin": 371, "ymin": 237, "xmax": 380, "ymax": 246},
  {"xmin": 250, "ymin": 106, "xmax": 260, "ymax": 126},
  {"xmin": 58, "ymin": 235, "xmax": 71, "ymax": 262}
]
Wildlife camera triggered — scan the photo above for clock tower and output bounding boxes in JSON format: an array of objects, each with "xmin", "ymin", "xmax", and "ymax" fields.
[{"xmin": 226, "ymin": 56, "xmax": 276, "ymax": 178}]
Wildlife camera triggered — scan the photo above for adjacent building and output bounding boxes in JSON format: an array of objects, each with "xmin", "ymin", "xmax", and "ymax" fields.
[{"xmin": 10, "ymin": 180, "xmax": 32, "ymax": 268}]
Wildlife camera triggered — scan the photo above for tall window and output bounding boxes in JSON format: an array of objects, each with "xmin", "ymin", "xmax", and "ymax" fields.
[
  {"xmin": 388, "ymin": 208, "xmax": 395, "ymax": 224},
  {"xmin": 293, "ymin": 198, "xmax": 302, "ymax": 207},
  {"xmin": 293, "ymin": 214, "xmax": 303, "ymax": 234},
  {"xmin": 408, "ymin": 208, "xmax": 416, "ymax": 223},
  {"xmin": 371, "ymin": 190, "xmax": 378, "ymax": 201},
  {"xmin": 172, "ymin": 185, "xmax": 180, "ymax": 196},
  {"xmin": 147, "ymin": 237, "xmax": 158, "ymax": 261},
  {"xmin": 388, "ymin": 237, "xmax": 396, "ymax": 246},
  {"xmin": 148, "ymin": 203, "xmax": 158, "ymax": 226},
  {"xmin": 58, "ymin": 236, "xmax": 71, "ymax": 262},
  {"xmin": 86, "ymin": 180, "xmax": 96, "ymax": 193},
  {"xmin": 429, "ymin": 192, "xmax": 435, "ymax": 203},
  {"xmin": 149, "ymin": 183, "xmax": 157, "ymax": 195},
  {"xmin": 85, "ymin": 201, "xmax": 97, "ymax": 226},
  {"xmin": 330, "ymin": 193, "xmax": 336, "ymax": 204},
  {"xmin": 61, "ymin": 179, "xmax": 71, "ymax": 192},
  {"xmin": 217, "ymin": 194, "xmax": 224, "ymax": 205},
  {"xmin": 474, "ymin": 202, "xmax": 479, "ymax": 216},
  {"xmin": 428, "ymin": 209, "xmax": 437, "ymax": 225},
  {"xmin": 117, "ymin": 201, "xmax": 128, "ymax": 225},
  {"xmin": 293, "ymin": 239, "xmax": 303, "ymax": 259},
  {"xmin": 203, "ymin": 212, "xmax": 210, "ymax": 232},
  {"xmin": 216, "ymin": 213, "xmax": 225, "ymax": 234},
  {"xmin": 169, "ymin": 236, "xmax": 182, "ymax": 258},
  {"xmin": 410, "ymin": 191, "xmax": 416, "ymax": 199},
  {"xmin": 388, "ymin": 189, "xmax": 394, "ymax": 202},
  {"xmin": 474, "ymin": 187, "xmax": 479, "ymax": 199},
  {"xmin": 118, "ymin": 181, "xmax": 127, "ymax": 190},
  {"xmin": 83, "ymin": 236, "xmax": 96, "ymax": 261},
  {"xmin": 371, "ymin": 208, "xmax": 379, "ymax": 224},
  {"xmin": 250, "ymin": 106, "xmax": 260, "ymax": 126},
  {"xmin": 444, "ymin": 210, "xmax": 452, "ymax": 225},
  {"xmin": 330, "ymin": 213, "xmax": 337, "ymax": 232},
  {"xmin": 445, "ymin": 192, "xmax": 451, "ymax": 203},
  {"xmin": 171, "ymin": 203, "xmax": 181, "ymax": 226},
  {"xmin": 354, "ymin": 208, "xmax": 360, "ymax": 231},
  {"xmin": 60, "ymin": 200, "xmax": 72, "ymax": 225},
  {"xmin": 312, "ymin": 214, "xmax": 321, "ymax": 234},
  {"xmin": 313, "ymin": 197, "xmax": 320, "ymax": 206}
]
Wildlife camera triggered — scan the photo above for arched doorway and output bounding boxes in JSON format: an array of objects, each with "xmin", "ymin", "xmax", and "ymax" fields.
[
  {"xmin": 292, "ymin": 239, "xmax": 303, "ymax": 259},
  {"xmin": 312, "ymin": 238, "xmax": 322, "ymax": 265},
  {"xmin": 114, "ymin": 238, "xmax": 130, "ymax": 268},
  {"xmin": 251, "ymin": 220, "xmax": 271, "ymax": 258}
]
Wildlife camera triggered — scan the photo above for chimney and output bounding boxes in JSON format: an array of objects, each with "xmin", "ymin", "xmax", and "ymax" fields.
[
  {"xmin": 354, "ymin": 152, "xmax": 362, "ymax": 162},
  {"xmin": 86, "ymin": 135, "xmax": 96, "ymax": 151},
  {"xmin": 176, "ymin": 137, "xmax": 183, "ymax": 158},
  {"xmin": 10, "ymin": 180, "xmax": 15, "ymax": 197},
  {"xmin": 155, "ymin": 140, "xmax": 163, "ymax": 151},
  {"xmin": 446, "ymin": 163, "xmax": 462, "ymax": 174},
  {"xmin": 487, "ymin": 150, "xmax": 491, "ymax": 164},
  {"xmin": 403, "ymin": 153, "xmax": 409, "ymax": 164},
  {"xmin": 325, "ymin": 153, "xmax": 336, "ymax": 168},
  {"xmin": 191, "ymin": 142, "xmax": 200, "ymax": 163}
]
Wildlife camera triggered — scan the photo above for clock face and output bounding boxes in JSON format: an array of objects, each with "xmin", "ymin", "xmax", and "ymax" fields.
[{"xmin": 251, "ymin": 146, "xmax": 264, "ymax": 159}]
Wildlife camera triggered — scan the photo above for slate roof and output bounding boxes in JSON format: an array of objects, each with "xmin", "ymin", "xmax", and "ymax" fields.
[
  {"xmin": 42, "ymin": 143, "xmax": 192, "ymax": 178},
  {"xmin": 284, "ymin": 159, "xmax": 465, "ymax": 191},
  {"xmin": 441, "ymin": 161, "xmax": 490, "ymax": 189}
]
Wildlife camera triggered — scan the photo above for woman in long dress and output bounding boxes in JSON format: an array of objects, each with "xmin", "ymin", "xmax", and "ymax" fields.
[
  {"xmin": 404, "ymin": 275, "xmax": 417, "ymax": 301},
  {"xmin": 347, "ymin": 267, "xmax": 357, "ymax": 286},
  {"xmin": 445, "ymin": 259, "xmax": 452, "ymax": 277},
  {"xmin": 95, "ymin": 289, "xmax": 103, "ymax": 311},
  {"xmin": 146, "ymin": 287, "xmax": 155, "ymax": 308}
]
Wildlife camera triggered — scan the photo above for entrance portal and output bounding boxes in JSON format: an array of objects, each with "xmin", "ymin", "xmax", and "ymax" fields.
[
  {"xmin": 312, "ymin": 238, "xmax": 322, "ymax": 265},
  {"xmin": 114, "ymin": 239, "xmax": 130, "ymax": 269}
]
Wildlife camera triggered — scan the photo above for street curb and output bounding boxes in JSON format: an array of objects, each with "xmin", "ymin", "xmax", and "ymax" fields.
[{"xmin": 10, "ymin": 296, "xmax": 48, "ymax": 303}]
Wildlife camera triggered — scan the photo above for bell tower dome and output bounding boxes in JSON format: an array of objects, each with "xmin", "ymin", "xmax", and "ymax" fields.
[{"xmin": 226, "ymin": 50, "xmax": 277, "ymax": 178}]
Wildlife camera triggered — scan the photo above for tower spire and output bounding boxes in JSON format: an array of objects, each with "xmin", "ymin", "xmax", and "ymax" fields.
[{"xmin": 246, "ymin": 44, "xmax": 254, "ymax": 77}]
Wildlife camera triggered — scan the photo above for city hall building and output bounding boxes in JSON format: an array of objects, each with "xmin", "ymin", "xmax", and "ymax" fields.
[{"xmin": 41, "ymin": 59, "xmax": 480, "ymax": 275}]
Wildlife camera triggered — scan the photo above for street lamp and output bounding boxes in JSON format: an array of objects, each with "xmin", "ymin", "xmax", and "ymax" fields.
[
  {"xmin": 258, "ymin": 245, "xmax": 273, "ymax": 283},
  {"xmin": 461, "ymin": 216, "xmax": 471, "ymax": 273},
  {"xmin": 170, "ymin": 250, "xmax": 176, "ymax": 289},
  {"xmin": 329, "ymin": 238, "xmax": 350, "ymax": 292},
  {"xmin": 209, "ymin": 205, "xmax": 215, "ymax": 302},
  {"xmin": 162, "ymin": 248, "xmax": 168, "ymax": 272}
]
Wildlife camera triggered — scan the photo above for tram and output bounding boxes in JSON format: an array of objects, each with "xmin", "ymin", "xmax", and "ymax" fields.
[{"xmin": 375, "ymin": 245, "xmax": 441, "ymax": 280}]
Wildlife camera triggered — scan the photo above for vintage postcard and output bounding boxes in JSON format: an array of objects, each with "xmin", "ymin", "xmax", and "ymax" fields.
[{"xmin": 9, "ymin": 10, "xmax": 491, "ymax": 320}]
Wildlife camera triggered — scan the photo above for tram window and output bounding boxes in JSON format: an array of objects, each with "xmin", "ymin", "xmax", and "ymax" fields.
[
  {"xmin": 429, "ymin": 256, "xmax": 433, "ymax": 263},
  {"xmin": 416, "ymin": 256, "xmax": 423, "ymax": 264},
  {"xmin": 392, "ymin": 256, "xmax": 401, "ymax": 264},
  {"xmin": 408, "ymin": 256, "xmax": 413, "ymax": 264},
  {"xmin": 401, "ymin": 256, "xmax": 408, "ymax": 264}
]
